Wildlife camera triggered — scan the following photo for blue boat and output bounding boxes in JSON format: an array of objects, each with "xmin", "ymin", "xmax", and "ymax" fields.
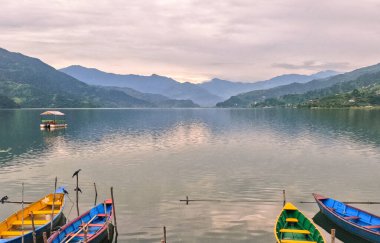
[
  {"xmin": 314, "ymin": 193, "xmax": 380, "ymax": 243},
  {"xmin": 48, "ymin": 199, "xmax": 114, "ymax": 243},
  {"xmin": 0, "ymin": 187, "xmax": 66, "ymax": 243}
]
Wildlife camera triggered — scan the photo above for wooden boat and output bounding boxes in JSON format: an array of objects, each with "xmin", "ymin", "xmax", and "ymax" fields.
[
  {"xmin": 314, "ymin": 193, "xmax": 380, "ymax": 243},
  {"xmin": 40, "ymin": 111, "xmax": 67, "ymax": 130},
  {"xmin": 0, "ymin": 187, "xmax": 66, "ymax": 242},
  {"xmin": 48, "ymin": 199, "xmax": 114, "ymax": 243},
  {"xmin": 274, "ymin": 202, "xmax": 325, "ymax": 243}
]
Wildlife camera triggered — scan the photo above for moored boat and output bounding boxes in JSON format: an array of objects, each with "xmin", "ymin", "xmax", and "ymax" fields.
[
  {"xmin": 314, "ymin": 193, "xmax": 380, "ymax": 243},
  {"xmin": 40, "ymin": 111, "xmax": 67, "ymax": 130},
  {"xmin": 0, "ymin": 187, "xmax": 66, "ymax": 242},
  {"xmin": 48, "ymin": 199, "xmax": 114, "ymax": 243},
  {"xmin": 274, "ymin": 202, "xmax": 325, "ymax": 243}
]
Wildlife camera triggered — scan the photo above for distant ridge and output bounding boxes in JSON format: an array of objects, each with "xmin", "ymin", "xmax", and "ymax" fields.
[
  {"xmin": 198, "ymin": 71, "xmax": 339, "ymax": 99},
  {"xmin": 0, "ymin": 48, "xmax": 164, "ymax": 108},
  {"xmin": 60, "ymin": 65, "xmax": 223, "ymax": 107},
  {"xmin": 217, "ymin": 63, "xmax": 380, "ymax": 107}
]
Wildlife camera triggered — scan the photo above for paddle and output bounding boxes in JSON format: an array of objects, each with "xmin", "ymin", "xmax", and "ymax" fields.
[
  {"xmin": 300, "ymin": 201, "xmax": 380, "ymax": 205},
  {"xmin": 61, "ymin": 215, "xmax": 97, "ymax": 243},
  {"xmin": 0, "ymin": 195, "xmax": 33, "ymax": 204}
]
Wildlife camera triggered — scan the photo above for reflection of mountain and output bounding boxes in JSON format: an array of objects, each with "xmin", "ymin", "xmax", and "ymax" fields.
[
  {"xmin": 2, "ymin": 109, "xmax": 380, "ymax": 167},
  {"xmin": 227, "ymin": 108, "xmax": 380, "ymax": 146}
]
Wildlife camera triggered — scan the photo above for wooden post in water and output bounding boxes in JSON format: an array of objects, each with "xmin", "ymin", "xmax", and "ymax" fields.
[
  {"xmin": 50, "ymin": 177, "xmax": 57, "ymax": 234},
  {"xmin": 186, "ymin": 196, "xmax": 189, "ymax": 205},
  {"xmin": 84, "ymin": 226, "xmax": 88, "ymax": 243},
  {"xmin": 72, "ymin": 169, "xmax": 81, "ymax": 216},
  {"xmin": 31, "ymin": 211, "xmax": 36, "ymax": 243},
  {"xmin": 43, "ymin": 232, "xmax": 48, "ymax": 243},
  {"xmin": 163, "ymin": 226, "xmax": 167, "ymax": 243},
  {"xmin": 331, "ymin": 229, "xmax": 336, "ymax": 243},
  {"xmin": 283, "ymin": 190, "xmax": 286, "ymax": 206},
  {"xmin": 111, "ymin": 187, "xmax": 118, "ymax": 236},
  {"xmin": 94, "ymin": 182, "xmax": 98, "ymax": 206},
  {"xmin": 21, "ymin": 183, "xmax": 24, "ymax": 243}
]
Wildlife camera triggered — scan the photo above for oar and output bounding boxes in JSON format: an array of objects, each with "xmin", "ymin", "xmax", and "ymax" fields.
[
  {"xmin": 300, "ymin": 201, "xmax": 380, "ymax": 205},
  {"xmin": 62, "ymin": 215, "xmax": 97, "ymax": 243}
]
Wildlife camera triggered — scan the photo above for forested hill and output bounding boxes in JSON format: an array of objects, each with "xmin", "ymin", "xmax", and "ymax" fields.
[
  {"xmin": 217, "ymin": 63, "xmax": 380, "ymax": 108},
  {"xmin": 0, "ymin": 48, "xmax": 166, "ymax": 108},
  {"xmin": 253, "ymin": 70, "xmax": 380, "ymax": 108}
]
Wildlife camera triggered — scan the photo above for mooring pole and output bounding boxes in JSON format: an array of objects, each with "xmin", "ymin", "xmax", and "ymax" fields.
[
  {"xmin": 76, "ymin": 174, "xmax": 79, "ymax": 216},
  {"xmin": 43, "ymin": 232, "xmax": 48, "ymax": 243},
  {"xmin": 163, "ymin": 226, "xmax": 167, "ymax": 243},
  {"xmin": 72, "ymin": 169, "xmax": 81, "ymax": 216},
  {"xmin": 21, "ymin": 183, "xmax": 25, "ymax": 243},
  {"xmin": 94, "ymin": 182, "xmax": 98, "ymax": 206},
  {"xmin": 50, "ymin": 177, "xmax": 57, "ymax": 234},
  {"xmin": 283, "ymin": 190, "xmax": 286, "ymax": 206},
  {"xmin": 111, "ymin": 187, "xmax": 118, "ymax": 236},
  {"xmin": 186, "ymin": 196, "xmax": 189, "ymax": 205},
  {"xmin": 331, "ymin": 229, "xmax": 336, "ymax": 243},
  {"xmin": 31, "ymin": 211, "xmax": 36, "ymax": 243}
]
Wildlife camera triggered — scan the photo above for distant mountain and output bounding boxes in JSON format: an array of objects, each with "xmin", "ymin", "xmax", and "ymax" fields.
[
  {"xmin": 198, "ymin": 71, "xmax": 339, "ymax": 99},
  {"xmin": 254, "ymin": 70, "xmax": 380, "ymax": 108},
  {"xmin": 102, "ymin": 86, "xmax": 199, "ymax": 108},
  {"xmin": 60, "ymin": 65, "xmax": 223, "ymax": 106},
  {"xmin": 0, "ymin": 48, "xmax": 157, "ymax": 108},
  {"xmin": 217, "ymin": 64, "xmax": 380, "ymax": 107}
]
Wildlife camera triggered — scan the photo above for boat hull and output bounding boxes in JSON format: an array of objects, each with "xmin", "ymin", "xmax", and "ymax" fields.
[
  {"xmin": 48, "ymin": 200, "xmax": 114, "ymax": 243},
  {"xmin": 0, "ymin": 187, "xmax": 66, "ymax": 243},
  {"xmin": 274, "ymin": 202, "xmax": 325, "ymax": 243},
  {"xmin": 0, "ymin": 214, "xmax": 65, "ymax": 243},
  {"xmin": 314, "ymin": 194, "xmax": 380, "ymax": 243}
]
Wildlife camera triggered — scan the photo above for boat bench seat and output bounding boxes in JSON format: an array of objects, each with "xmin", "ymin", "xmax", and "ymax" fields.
[
  {"xmin": 0, "ymin": 231, "xmax": 30, "ymax": 236},
  {"xmin": 280, "ymin": 229, "xmax": 310, "ymax": 234},
  {"xmin": 31, "ymin": 210, "xmax": 60, "ymax": 215},
  {"xmin": 68, "ymin": 233, "xmax": 94, "ymax": 237},
  {"xmin": 364, "ymin": 225, "xmax": 380, "ymax": 229},
  {"xmin": 281, "ymin": 240, "xmax": 317, "ymax": 243},
  {"xmin": 344, "ymin": 216, "xmax": 359, "ymax": 220},
  {"xmin": 13, "ymin": 220, "xmax": 48, "ymax": 225},
  {"xmin": 81, "ymin": 223, "xmax": 104, "ymax": 227},
  {"xmin": 45, "ymin": 201, "xmax": 62, "ymax": 206},
  {"xmin": 97, "ymin": 214, "xmax": 108, "ymax": 217},
  {"xmin": 286, "ymin": 218, "xmax": 299, "ymax": 223}
]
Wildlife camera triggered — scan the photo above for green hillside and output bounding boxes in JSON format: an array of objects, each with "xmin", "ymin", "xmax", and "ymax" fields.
[
  {"xmin": 217, "ymin": 63, "xmax": 380, "ymax": 108},
  {"xmin": 253, "ymin": 71, "xmax": 380, "ymax": 108},
  {"xmin": 0, "ymin": 48, "xmax": 152, "ymax": 108}
]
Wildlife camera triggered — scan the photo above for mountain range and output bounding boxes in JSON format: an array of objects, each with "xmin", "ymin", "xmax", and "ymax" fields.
[
  {"xmin": 2, "ymin": 46, "xmax": 377, "ymax": 110},
  {"xmin": 199, "ymin": 71, "xmax": 338, "ymax": 99},
  {"xmin": 60, "ymin": 65, "xmax": 223, "ymax": 107},
  {"xmin": 0, "ymin": 48, "xmax": 198, "ymax": 108},
  {"xmin": 217, "ymin": 63, "xmax": 380, "ymax": 107},
  {"xmin": 60, "ymin": 65, "xmax": 338, "ymax": 105}
]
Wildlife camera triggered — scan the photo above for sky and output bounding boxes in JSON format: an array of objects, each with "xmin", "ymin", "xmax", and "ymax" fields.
[{"xmin": 1, "ymin": 0, "xmax": 380, "ymax": 83}]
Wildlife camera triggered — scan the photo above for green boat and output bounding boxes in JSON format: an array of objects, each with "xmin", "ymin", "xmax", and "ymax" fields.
[{"xmin": 274, "ymin": 202, "xmax": 326, "ymax": 243}]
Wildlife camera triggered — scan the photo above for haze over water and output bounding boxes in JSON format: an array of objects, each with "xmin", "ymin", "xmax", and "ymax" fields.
[{"xmin": 0, "ymin": 108, "xmax": 380, "ymax": 242}]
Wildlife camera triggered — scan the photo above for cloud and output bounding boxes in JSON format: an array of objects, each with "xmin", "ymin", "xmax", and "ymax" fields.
[
  {"xmin": 272, "ymin": 61, "xmax": 351, "ymax": 71},
  {"xmin": 0, "ymin": 0, "xmax": 380, "ymax": 82}
]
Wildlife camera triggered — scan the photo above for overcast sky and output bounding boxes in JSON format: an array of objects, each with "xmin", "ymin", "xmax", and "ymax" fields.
[{"xmin": 1, "ymin": 0, "xmax": 380, "ymax": 83}]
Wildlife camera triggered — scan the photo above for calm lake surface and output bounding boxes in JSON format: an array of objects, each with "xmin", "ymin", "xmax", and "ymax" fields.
[{"xmin": 1, "ymin": 108, "xmax": 380, "ymax": 243}]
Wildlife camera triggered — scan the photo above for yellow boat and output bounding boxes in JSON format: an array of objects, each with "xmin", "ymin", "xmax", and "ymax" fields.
[
  {"xmin": 274, "ymin": 202, "xmax": 326, "ymax": 243},
  {"xmin": 0, "ymin": 187, "xmax": 66, "ymax": 242}
]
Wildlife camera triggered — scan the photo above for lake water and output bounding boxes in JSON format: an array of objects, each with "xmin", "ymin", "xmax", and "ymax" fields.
[{"xmin": 1, "ymin": 108, "xmax": 380, "ymax": 243}]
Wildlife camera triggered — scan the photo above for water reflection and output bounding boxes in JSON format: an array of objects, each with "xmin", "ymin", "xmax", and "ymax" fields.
[
  {"xmin": 313, "ymin": 212, "xmax": 370, "ymax": 243},
  {"xmin": 1, "ymin": 108, "xmax": 380, "ymax": 242}
]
